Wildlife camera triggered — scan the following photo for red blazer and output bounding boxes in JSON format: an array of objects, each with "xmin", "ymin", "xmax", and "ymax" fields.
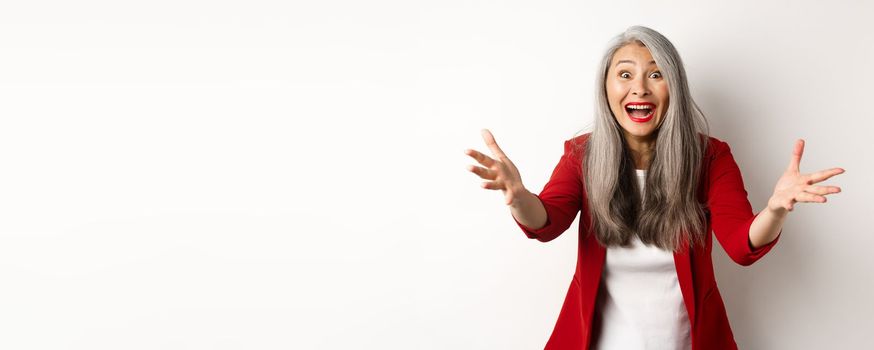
[{"xmin": 514, "ymin": 133, "xmax": 781, "ymax": 350}]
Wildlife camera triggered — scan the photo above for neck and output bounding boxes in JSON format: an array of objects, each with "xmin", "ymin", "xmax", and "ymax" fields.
[{"xmin": 624, "ymin": 134, "xmax": 656, "ymax": 170}]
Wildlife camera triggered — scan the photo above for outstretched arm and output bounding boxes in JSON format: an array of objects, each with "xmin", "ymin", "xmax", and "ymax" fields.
[
  {"xmin": 465, "ymin": 129, "xmax": 548, "ymax": 229},
  {"xmin": 749, "ymin": 139, "xmax": 845, "ymax": 249}
]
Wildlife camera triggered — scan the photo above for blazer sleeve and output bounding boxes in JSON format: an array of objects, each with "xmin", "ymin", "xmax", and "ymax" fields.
[
  {"xmin": 513, "ymin": 139, "xmax": 584, "ymax": 243},
  {"xmin": 707, "ymin": 140, "xmax": 782, "ymax": 266}
]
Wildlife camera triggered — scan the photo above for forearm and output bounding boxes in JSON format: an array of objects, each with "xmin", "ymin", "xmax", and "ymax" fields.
[
  {"xmin": 749, "ymin": 205, "xmax": 788, "ymax": 249},
  {"xmin": 509, "ymin": 189, "xmax": 548, "ymax": 230}
]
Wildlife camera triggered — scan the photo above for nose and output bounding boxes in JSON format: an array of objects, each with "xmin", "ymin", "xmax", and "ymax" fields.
[{"xmin": 631, "ymin": 76, "xmax": 650, "ymax": 96}]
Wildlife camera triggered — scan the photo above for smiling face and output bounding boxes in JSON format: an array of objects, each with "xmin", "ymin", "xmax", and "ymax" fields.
[{"xmin": 605, "ymin": 41, "xmax": 669, "ymax": 145}]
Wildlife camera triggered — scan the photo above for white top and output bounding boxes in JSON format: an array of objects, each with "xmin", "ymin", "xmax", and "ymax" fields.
[{"xmin": 591, "ymin": 169, "xmax": 692, "ymax": 350}]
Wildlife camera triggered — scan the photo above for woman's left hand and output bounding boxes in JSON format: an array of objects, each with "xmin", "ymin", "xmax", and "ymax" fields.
[{"xmin": 768, "ymin": 139, "xmax": 845, "ymax": 213}]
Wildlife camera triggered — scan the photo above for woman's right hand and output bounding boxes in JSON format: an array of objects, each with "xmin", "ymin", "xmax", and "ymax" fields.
[{"xmin": 464, "ymin": 129, "xmax": 527, "ymax": 206}]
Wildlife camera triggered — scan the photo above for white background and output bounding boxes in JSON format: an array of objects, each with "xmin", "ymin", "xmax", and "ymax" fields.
[{"xmin": 1, "ymin": 0, "xmax": 872, "ymax": 349}]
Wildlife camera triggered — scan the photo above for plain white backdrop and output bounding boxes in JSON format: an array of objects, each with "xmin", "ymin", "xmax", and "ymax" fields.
[{"xmin": 1, "ymin": 0, "xmax": 872, "ymax": 349}]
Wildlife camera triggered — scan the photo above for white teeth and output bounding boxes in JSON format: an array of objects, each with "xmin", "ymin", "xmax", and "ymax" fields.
[{"xmin": 626, "ymin": 105, "xmax": 654, "ymax": 110}]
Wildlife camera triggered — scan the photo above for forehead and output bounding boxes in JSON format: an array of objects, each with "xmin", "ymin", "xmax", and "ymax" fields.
[{"xmin": 610, "ymin": 42, "xmax": 656, "ymax": 68}]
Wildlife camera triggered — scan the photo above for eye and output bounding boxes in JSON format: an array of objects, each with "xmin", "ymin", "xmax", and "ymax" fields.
[
  {"xmin": 649, "ymin": 71, "xmax": 662, "ymax": 79},
  {"xmin": 619, "ymin": 72, "xmax": 631, "ymax": 79}
]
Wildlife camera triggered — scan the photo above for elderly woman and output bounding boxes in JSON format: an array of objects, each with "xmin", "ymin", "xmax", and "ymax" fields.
[{"xmin": 464, "ymin": 26, "xmax": 844, "ymax": 350}]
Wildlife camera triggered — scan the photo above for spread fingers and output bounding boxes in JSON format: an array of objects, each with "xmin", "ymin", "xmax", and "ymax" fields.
[
  {"xmin": 806, "ymin": 167, "xmax": 845, "ymax": 184},
  {"xmin": 804, "ymin": 185, "xmax": 841, "ymax": 196},
  {"xmin": 465, "ymin": 148, "xmax": 496, "ymax": 167},
  {"xmin": 467, "ymin": 164, "xmax": 497, "ymax": 180}
]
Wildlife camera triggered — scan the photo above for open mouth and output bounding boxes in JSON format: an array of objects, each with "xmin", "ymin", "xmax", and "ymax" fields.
[{"xmin": 624, "ymin": 102, "xmax": 655, "ymax": 123}]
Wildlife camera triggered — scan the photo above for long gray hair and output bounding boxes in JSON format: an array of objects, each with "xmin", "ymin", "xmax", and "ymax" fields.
[{"xmin": 583, "ymin": 26, "xmax": 711, "ymax": 251}]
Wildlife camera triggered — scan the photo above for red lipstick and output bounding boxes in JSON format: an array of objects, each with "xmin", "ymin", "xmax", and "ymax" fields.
[{"xmin": 624, "ymin": 102, "xmax": 656, "ymax": 123}]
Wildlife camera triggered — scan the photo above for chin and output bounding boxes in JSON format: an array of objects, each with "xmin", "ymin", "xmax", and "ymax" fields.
[
  {"xmin": 625, "ymin": 119, "xmax": 660, "ymax": 135},
  {"xmin": 622, "ymin": 125, "xmax": 658, "ymax": 138}
]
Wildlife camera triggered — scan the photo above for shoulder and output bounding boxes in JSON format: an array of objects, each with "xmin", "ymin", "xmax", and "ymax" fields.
[
  {"xmin": 564, "ymin": 132, "xmax": 591, "ymax": 160},
  {"xmin": 701, "ymin": 135, "xmax": 744, "ymax": 185},
  {"xmin": 702, "ymin": 134, "xmax": 732, "ymax": 160}
]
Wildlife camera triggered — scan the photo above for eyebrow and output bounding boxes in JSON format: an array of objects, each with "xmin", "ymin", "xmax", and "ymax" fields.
[{"xmin": 615, "ymin": 60, "xmax": 656, "ymax": 66}]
